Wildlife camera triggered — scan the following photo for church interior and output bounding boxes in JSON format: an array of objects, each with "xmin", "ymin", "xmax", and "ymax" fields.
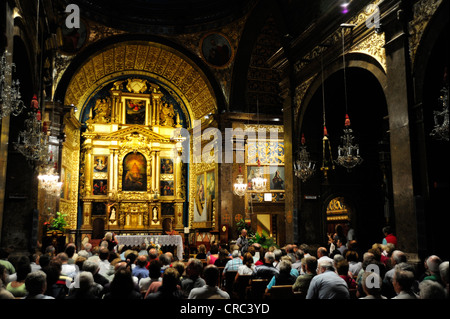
[{"xmin": 0, "ymin": 0, "xmax": 449, "ymax": 266}]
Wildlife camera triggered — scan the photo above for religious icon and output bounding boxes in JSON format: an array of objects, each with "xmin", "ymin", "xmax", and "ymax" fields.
[
  {"xmin": 160, "ymin": 158, "xmax": 174, "ymax": 174},
  {"xmin": 247, "ymin": 166, "xmax": 258, "ymax": 191},
  {"xmin": 125, "ymin": 98, "xmax": 146, "ymax": 125},
  {"xmin": 93, "ymin": 179, "xmax": 108, "ymax": 195},
  {"xmin": 94, "ymin": 156, "xmax": 108, "ymax": 173},
  {"xmin": 201, "ymin": 33, "xmax": 233, "ymax": 68},
  {"xmin": 122, "ymin": 152, "xmax": 147, "ymax": 191},
  {"xmin": 160, "ymin": 181, "xmax": 174, "ymax": 196},
  {"xmin": 270, "ymin": 166, "xmax": 285, "ymax": 190}
]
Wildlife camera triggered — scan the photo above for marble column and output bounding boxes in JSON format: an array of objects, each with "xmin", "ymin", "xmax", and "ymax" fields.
[{"xmin": 380, "ymin": 1, "xmax": 419, "ymax": 261}]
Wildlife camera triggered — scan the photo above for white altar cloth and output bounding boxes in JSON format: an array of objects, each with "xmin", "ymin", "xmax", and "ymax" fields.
[{"xmin": 115, "ymin": 235, "xmax": 183, "ymax": 260}]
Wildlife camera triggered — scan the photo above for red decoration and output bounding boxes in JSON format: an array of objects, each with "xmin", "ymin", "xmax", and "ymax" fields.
[
  {"xmin": 345, "ymin": 114, "xmax": 351, "ymax": 127},
  {"xmin": 301, "ymin": 133, "xmax": 306, "ymax": 145},
  {"xmin": 36, "ymin": 110, "xmax": 41, "ymax": 121},
  {"xmin": 31, "ymin": 95, "xmax": 39, "ymax": 110},
  {"xmin": 323, "ymin": 126, "xmax": 328, "ymax": 136}
]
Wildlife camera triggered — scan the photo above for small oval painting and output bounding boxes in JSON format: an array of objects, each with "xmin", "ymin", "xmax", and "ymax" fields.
[{"xmin": 201, "ymin": 32, "xmax": 233, "ymax": 68}]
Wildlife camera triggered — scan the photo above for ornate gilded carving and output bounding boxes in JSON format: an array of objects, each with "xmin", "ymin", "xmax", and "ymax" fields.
[
  {"xmin": 64, "ymin": 42, "xmax": 218, "ymax": 120},
  {"xmin": 294, "ymin": 75, "xmax": 316, "ymax": 121},
  {"xmin": 294, "ymin": 0, "xmax": 386, "ymax": 74},
  {"xmin": 409, "ymin": 0, "xmax": 443, "ymax": 66},
  {"xmin": 93, "ymin": 97, "xmax": 111, "ymax": 123},
  {"xmin": 160, "ymin": 102, "xmax": 176, "ymax": 127}
]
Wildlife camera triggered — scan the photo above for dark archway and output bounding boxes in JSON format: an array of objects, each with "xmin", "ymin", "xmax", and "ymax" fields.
[
  {"xmin": 296, "ymin": 64, "xmax": 390, "ymax": 251},
  {"xmin": 412, "ymin": 0, "xmax": 449, "ymax": 260}
]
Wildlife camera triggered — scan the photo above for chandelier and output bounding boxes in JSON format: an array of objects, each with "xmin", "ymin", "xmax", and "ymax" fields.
[
  {"xmin": 335, "ymin": 25, "xmax": 362, "ymax": 171},
  {"xmin": 233, "ymin": 165, "xmax": 247, "ymax": 197},
  {"xmin": 294, "ymin": 134, "xmax": 316, "ymax": 182},
  {"xmin": 0, "ymin": 51, "xmax": 25, "ymax": 119},
  {"xmin": 14, "ymin": 108, "xmax": 49, "ymax": 163},
  {"xmin": 430, "ymin": 83, "xmax": 449, "ymax": 142},
  {"xmin": 335, "ymin": 114, "xmax": 363, "ymax": 170},
  {"xmin": 38, "ymin": 165, "xmax": 62, "ymax": 196},
  {"xmin": 251, "ymin": 159, "xmax": 267, "ymax": 192}
]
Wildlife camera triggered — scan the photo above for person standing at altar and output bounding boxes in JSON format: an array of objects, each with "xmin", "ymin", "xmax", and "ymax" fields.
[
  {"xmin": 103, "ymin": 232, "xmax": 118, "ymax": 252},
  {"xmin": 236, "ymin": 229, "xmax": 249, "ymax": 255}
]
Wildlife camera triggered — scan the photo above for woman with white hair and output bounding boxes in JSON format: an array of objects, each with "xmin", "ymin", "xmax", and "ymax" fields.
[
  {"xmin": 103, "ymin": 232, "xmax": 118, "ymax": 252},
  {"xmin": 67, "ymin": 271, "xmax": 100, "ymax": 299}
]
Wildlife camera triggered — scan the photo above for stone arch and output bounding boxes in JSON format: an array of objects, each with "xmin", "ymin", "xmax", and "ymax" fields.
[{"xmin": 296, "ymin": 53, "xmax": 387, "ymax": 133}]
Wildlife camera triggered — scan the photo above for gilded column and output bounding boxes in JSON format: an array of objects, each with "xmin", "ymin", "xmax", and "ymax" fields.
[
  {"xmin": 113, "ymin": 149, "xmax": 119, "ymax": 190},
  {"xmin": 84, "ymin": 145, "xmax": 92, "ymax": 196},
  {"xmin": 155, "ymin": 151, "xmax": 161, "ymax": 192},
  {"xmin": 81, "ymin": 201, "xmax": 92, "ymax": 229}
]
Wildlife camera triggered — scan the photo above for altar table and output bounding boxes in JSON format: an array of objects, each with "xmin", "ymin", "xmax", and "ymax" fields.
[{"xmin": 115, "ymin": 235, "xmax": 183, "ymax": 261}]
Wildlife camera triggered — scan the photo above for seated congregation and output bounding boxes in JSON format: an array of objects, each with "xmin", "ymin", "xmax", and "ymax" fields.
[{"xmin": 0, "ymin": 234, "xmax": 448, "ymax": 300}]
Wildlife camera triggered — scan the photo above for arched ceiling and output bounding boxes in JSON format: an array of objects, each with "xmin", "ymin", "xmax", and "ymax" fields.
[
  {"xmin": 66, "ymin": 0, "xmax": 257, "ymax": 34},
  {"xmin": 64, "ymin": 41, "xmax": 218, "ymax": 121}
]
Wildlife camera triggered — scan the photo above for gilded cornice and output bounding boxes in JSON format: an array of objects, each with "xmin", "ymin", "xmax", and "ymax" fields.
[{"xmin": 294, "ymin": 0, "xmax": 386, "ymax": 74}]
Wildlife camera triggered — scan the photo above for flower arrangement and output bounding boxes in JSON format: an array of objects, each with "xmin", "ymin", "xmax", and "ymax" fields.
[
  {"xmin": 249, "ymin": 230, "xmax": 278, "ymax": 250},
  {"xmin": 48, "ymin": 212, "xmax": 68, "ymax": 231}
]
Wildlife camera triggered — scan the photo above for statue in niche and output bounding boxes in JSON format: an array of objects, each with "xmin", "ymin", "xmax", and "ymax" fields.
[
  {"xmin": 152, "ymin": 207, "xmax": 158, "ymax": 221},
  {"xmin": 160, "ymin": 102, "xmax": 175, "ymax": 127},
  {"xmin": 93, "ymin": 98, "xmax": 111, "ymax": 123}
]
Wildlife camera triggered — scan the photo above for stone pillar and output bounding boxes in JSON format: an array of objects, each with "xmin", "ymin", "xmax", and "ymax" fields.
[
  {"xmin": 0, "ymin": 2, "xmax": 14, "ymax": 241},
  {"xmin": 283, "ymin": 93, "xmax": 296, "ymax": 245},
  {"xmin": 380, "ymin": 1, "xmax": 419, "ymax": 261}
]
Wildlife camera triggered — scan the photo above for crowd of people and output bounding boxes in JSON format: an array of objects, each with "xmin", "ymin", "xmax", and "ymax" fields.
[{"xmin": 0, "ymin": 228, "xmax": 448, "ymax": 300}]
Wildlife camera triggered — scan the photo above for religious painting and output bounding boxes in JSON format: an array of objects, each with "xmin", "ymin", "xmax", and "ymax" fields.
[
  {"xmin": 160, "ymin": 181, "xmax": 174, "ymax": 196},
  {"xmin": 125, "ymin": 98, "xmax": 146, "ymax": 125},
  {"xmin": 93, "ymin": 155, "xmax": 108, "ymax": 173},
  {"xmin": 160, "ymin": 158, "xmax": 174, "ymax": 174},
  {"xmin": 93, "ymin": 179, "xmax": 108, "ymax": 195},
  {"xmin": 269, "ymin": 166, "xmax": 285, "ymax": 190},
  {"xmin": 246, "ymin": 166, "xmax": 260, "ymax": 191},
  {"xmin": 194, "ymin": 170, "xmax": 215, "ymax": 224},
  {"xmin": 206, "ymin": 170, "xmax": 215, "ymax": 202},
  {"xmin": 122, "ymin": 152, "xmax": 147, "ymax": 191},
  {"xmin": 193, "ymin": 173, "xmax": 206, "ymax": 223},
  {"xmin": 200, "ymin": 32, "xmax": 233, "ymax": 68},
  {"xmin": 57, "ymin": 18, "xmax": 89, "ymax": 55}
]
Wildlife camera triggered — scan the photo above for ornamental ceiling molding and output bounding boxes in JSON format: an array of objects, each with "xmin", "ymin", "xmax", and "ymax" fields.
[
  {"xmin": 294, "ymin": 0, "xmax": 386, "ymax": 74},
  {"xmin": 63, "ymin": 41, "xmax": 218, "ymax": 121},
  {"xmin": 293, "ymin": 75, "xmax": 316, "ymax": 122},
  {"xmin": 408, "ymin": 0, "xmax": 443, "ymax": 67},
  {"xmin": 162, "ymin": 14, "xmax": 248, "ymax": 106}
]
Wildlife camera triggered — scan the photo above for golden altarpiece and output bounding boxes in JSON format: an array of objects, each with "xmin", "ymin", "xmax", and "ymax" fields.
[{"xmin": 61, "ymin": 78, "xmax": 194, "ymax": 240}]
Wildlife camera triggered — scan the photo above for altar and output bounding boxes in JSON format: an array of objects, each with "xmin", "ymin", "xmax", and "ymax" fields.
[{"xmin": 115, "ymin": 234, "xmax": 184, "ymax": 261}]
